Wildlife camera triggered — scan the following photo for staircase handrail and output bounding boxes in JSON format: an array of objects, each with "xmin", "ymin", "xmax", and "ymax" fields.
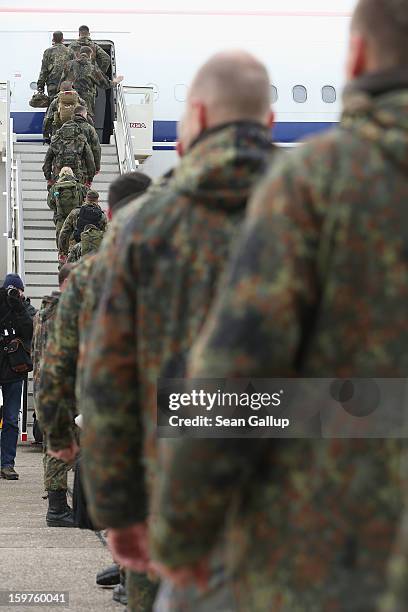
[{"xmin": 114, "ymin": 83, "xmax": 138, "ymax": 174}]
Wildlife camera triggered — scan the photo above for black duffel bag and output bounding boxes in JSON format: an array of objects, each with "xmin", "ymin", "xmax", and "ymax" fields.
[{"xmin": 73, "ymin": 455, "xmax": 96, "ymax": 530}]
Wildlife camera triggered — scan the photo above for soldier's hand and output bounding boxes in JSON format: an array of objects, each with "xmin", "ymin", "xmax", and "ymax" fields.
[
  {"xmin": 48, "ymin": 441, "xmax": 79, "ymax": 464},
  {"xmin": 113, "ymin": 75, "xmax": 124, "ymax": 84},
  {"xmin": 151, "ymin": 558, "xmax": 210, "ymax": 590},
  {"xmin": 108, "ymin": 524, "xmax": 150, "ymax": 573}
]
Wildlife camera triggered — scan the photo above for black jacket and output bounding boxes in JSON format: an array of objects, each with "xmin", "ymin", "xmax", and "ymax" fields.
[{"xmin": 0, "ymin": 289, "xmax": 33, "ymax": 383}]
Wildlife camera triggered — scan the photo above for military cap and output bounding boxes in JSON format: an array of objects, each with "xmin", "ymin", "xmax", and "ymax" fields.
[{"xmin": 86, "ymin": 189, "xmax": 99, "ymax": 202}]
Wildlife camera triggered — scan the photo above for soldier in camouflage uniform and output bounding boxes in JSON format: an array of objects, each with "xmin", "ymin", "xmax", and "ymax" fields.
[
  {"xmin": 76, "ymin": 52, "xmax": 275, "ymax": 611},
  {"xmin": 68, "ymin": 25, "xmax": 111, "ymax": 73},
  {"xmin": 47, "ymin": 167, "xmax": 86, "ymax": 245},
  {"xmin": 36, "ymin": 172, "xmax": 153, "ymax": 612},
  {"xmin": 43, "ymin": 120, "xmax": 96, "ymax": 186},
  {"xmin": 37, "ymin": 31, "xmax": 72, "ymax": 104},
  {"xmin": 58, "ymin": 190, "xmax": 107, "ymax": 262},
  {"xmin": 148, "ymin": 2, "xmax": 408, "ymax": 611},
  {"xmin": 43, "ymin": 81, "xmax": 88, "ymax": 139},
  {"xmin": 32, "ymin": 264, "xmax": 75, "ymax": 527},
  {"xmin": 71, "ymin": 105, "xmax": 101, "ymax": 173},
  {"xmin": 67, "ymin": 225, "xmax": 105, "ymax": 263},
  {"xmin": 59, "ymin": 46, "xmax": 123, "ymax": 117}
]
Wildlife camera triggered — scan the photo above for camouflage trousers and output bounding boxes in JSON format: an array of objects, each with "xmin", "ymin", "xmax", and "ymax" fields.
[
  {"xmin": 78, "ymin": 90, "xmax": 96, "ymax": 118},
  {"xmin": 153, "ymin": 578, "xmax": 237, "ymax": 612},
  {"xmin": 54, "ymin": 216, "xmax": 66, "ymax": 248},
  {"xmin": 127, "ymin": 570, "xmax": 159, "ymax": 612},
  {"xmin": 43, "ymin": 442, "xmax": 70, "ymax": 491}
]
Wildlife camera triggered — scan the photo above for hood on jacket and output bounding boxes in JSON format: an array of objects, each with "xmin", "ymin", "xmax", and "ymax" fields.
[
  {"xmin": 342, "ymin": 69, "xmax": 408, "ymax": 169},
  {"xmin": 172, "ymin": 121, "xmax": 275, "ymax": 211},
  {"xmin": 39, "ymin": 291, "xmax": 61, "ymax": 323}
]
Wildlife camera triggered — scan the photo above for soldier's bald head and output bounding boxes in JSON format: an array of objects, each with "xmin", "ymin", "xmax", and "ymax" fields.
[
  {"xmin": 351, "ymin": 0, "xmax": 408, "ymax": 69},
  {"xmin": 190, "ymin": 51, "xmax": 271, "ymax": 124},
  {"xmin": 179, "ymin": 50, "xmax": 273, "ymax": 152}
]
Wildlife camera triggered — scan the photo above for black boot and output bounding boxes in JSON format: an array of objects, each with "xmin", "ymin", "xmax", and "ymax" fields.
[
  {"xmin": 46, "ymin": 490, "xmax": 75, "ymax": 527},
  {"xmin": 96, "ymin": 563, "xmax": 120, "ymax": 586}
]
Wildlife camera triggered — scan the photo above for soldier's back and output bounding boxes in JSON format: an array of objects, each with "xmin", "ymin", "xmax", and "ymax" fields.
[{"xmin": 195, "ymin": 87, "xmax": 408, "ymax": 612}]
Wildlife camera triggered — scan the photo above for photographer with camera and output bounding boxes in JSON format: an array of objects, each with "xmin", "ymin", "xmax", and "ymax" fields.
[{"xmin": 0, "ymin": 274, "xmax": 34, "ymax": 480}]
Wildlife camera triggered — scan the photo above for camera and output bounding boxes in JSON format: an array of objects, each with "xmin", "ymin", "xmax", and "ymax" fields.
[{"xmin": 6, "ymin": 286, "xmax": 20, "ymax": 300}]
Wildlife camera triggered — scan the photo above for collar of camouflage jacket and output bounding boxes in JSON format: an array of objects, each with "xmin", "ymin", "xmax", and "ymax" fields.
[
  {"xmin": 39, "ymin": 291, "xmax": 61, "ymax": 322},
  {"xmin": 342, "ymin": 70, "xmax": 408, "ymax": 167},
  {"xmin": 173, "ymin": 121, "xmax": 274, "ymax": 210}
]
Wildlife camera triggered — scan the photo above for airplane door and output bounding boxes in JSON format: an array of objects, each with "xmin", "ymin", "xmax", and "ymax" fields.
[{"xmin": 64, "ymin": 39, "xmax": 116, "ymax": 144}]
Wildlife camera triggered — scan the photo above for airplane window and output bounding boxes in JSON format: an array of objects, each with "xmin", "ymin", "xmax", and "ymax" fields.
[
  {"xmin": 30, "ymin": 82, "xmax": 37, "ymax": 90},
  {"xmin": 271, "ymin": 85, "xmax": 278, "ymax": 104},
  {"xmin": 174, "ymin": 84, "xmax": 187, "ymax": 102},
  {"xmin": 322, "ymin": 85, "xmax": 336, "ymax": 103},
  {"xmin": 293, "ymin": 85, "xmax": 307, "ymax": 103}
]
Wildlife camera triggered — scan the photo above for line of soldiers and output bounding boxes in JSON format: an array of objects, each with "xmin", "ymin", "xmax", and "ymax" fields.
[
  {"xmin": 36, "ymin": 26, "xmax": 123, "ymax": 263},
  {"xmin": 34, "ymin": 0, "xmax": 408, "ymax": 610}
]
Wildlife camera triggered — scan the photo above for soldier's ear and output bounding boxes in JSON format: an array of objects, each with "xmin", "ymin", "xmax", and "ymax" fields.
[{"xmin": 346, "ymin": 33, "xmax": 368, "ymax": 80}]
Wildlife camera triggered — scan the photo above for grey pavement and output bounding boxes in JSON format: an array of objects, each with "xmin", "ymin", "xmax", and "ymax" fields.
[{"xmin": 0, "ymin": 443, "xmax": 121, "ymax": 612}]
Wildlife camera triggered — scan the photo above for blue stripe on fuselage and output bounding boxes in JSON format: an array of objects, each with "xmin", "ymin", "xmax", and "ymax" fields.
[{"xmin": 11, "ymin": 112, "xmax": 337, "ymax": 144}]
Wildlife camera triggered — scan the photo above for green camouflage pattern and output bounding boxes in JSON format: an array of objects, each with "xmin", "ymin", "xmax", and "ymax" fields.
[
  {"xmin": 149, "ymin": 80, "xmax": 408, "ymax": 611},
  {"xmin": 59, "ymin": 57, "xmax": 112, "ymax": 115},
  {"xmin": 32, "ymin": 293, "xmax": 71, "ymax": 491},
  {"xmin": 43, "ymin": 91, "xmax": 87, "ymax": 138},
  {"xmin": 37, "ymin": 43, "xmax": 72, "ymax": 102},
  {"xmin": 48, "ymin": 174, "xmax": 86, "ymax": 245},
  {"xmin": 58, "ymin": 203, "xmax": 107, "ymax": 257},
  {"xmin": 78, "ymin": 122, "xmax": 274, "ymax": 528},
  {"xmin": 43, "ymin": 121, "xmax": 96, "ymax": 183},
  {"xmin": 68, "ymin": 36, "xmax": 111, "ymax": 73},
  {"xmin": 126, "ymin": 570, "xmax": 159, "ymax": 612},
  {"xmin": 43, "ymin": 92, "xmax": 84, "ymax": 138},
  {"xmin": 36, "ymin": 256, "xmax": 97, "ymax": 452},
  {"xmin": 67, "ymin": 226, "xmax": 105, "ymax": 262},
  {"xmin": 73, "ymin": 115, "xmax": 101, "ymax": 172}
]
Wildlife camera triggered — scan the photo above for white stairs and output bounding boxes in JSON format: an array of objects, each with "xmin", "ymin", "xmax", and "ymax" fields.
[
  {"xmin": 14, "ymin": 140, "xmax": 120, "ymax": 431},
  {"xmin": 15, "ymin": 141, "xmax": 120, "ymax": 310}
]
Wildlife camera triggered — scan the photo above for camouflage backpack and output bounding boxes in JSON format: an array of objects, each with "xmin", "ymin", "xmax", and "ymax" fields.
[
  {"xmin": 81, "ymin": 225, "xmax": 104, "ymax": 255},
  {"xmin": 56, "ymin": 90, "xmax": 80, "ymax": 125},
  {"xmin": 54, "ymin": 178, "xmax": 83, "ymax": 217},
  {"xmin": 74, "ymin": 204, "xmax": 103, "ymax": 242},
  {"xmin": 53, "ymin": 122, "xmax": 87, "ymax": 175}
]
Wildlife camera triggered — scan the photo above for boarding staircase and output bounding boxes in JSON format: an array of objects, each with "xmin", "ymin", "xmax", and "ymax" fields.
[{"xmin": 16, "ymin": 142, "xmax": 120, "ymax": 309}]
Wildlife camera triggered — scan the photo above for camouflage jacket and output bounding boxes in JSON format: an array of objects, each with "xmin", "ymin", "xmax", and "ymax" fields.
[
  {"xmin": 78, "ymin": 122, "xmax": 274, "ymax": 528},
  {"xmin": 36, "ymin": 256, "xmax": 96, "ymax": 451},
  {"xmin": 43, "ymin": 91, "xmax": 87, "ymax": 138},
  {"xmin": 32, "ymin": 292, "xmax": 61, "ymax": 409},
  {"xmin": 68, "ymin": 37, "xmax": 110, "ymax": 73},
  {"xmin": 149, "ymin": 74, "xmax": 408, "ymax": 612},
  {"xmin": 73, "ymin": 115, "xmax": 101, "ymax": 171},
  {"xmin": 42, "ymin": 121, "xmax": 96, "ymax": 182},
  {"xmin": 67, "ymin": 226, "xmax": 105, "ymax": 262},
  {"xmin": 58, "ymin": 203, "xmax": 107, "ymax": 256},
  {"xmin": 59, "ymin": 57, "xmax": 111, "ymax": 99},
  {"xmin": 37, "ymin": 43, "xmax": 71, "ymax": 90}
]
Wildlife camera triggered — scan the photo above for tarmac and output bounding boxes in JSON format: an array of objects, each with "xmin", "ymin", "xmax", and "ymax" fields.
[{"xmin": 0, "ymin": 443, "xmax": 122, "ymax": 612}]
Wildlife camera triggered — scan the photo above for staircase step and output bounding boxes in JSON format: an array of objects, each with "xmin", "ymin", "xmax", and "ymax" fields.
[
  {"xmin": 26, "ymin": 260, "xmax": 59, "ymax": 274},
  {"xmin": 25, "ymin": 249, "xmax": 58, "ymax": 262},
  {"xmin": 24, "ymin": 227, "xmax": 56, "ymax": 240},
  {"xmin": 26, "ymin": 272, "xmax": 59, "ymax": 286}
]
